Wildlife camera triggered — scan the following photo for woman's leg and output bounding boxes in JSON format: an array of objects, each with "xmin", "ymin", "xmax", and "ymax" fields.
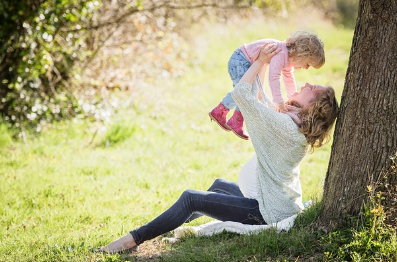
[
  {"xmin": 130, "ymin": 188, "xmax": 265, "ymax": 246},
  {"xmin": 185, "ymin": 178, "xmax": 244, "ymax": 222},
  {"xmin": 208, "ymin": 178, "xmax": 244, "ymax": 196},
  {"xmin": 99, "ymin": 179, "xmax": 262, "ymax": 253}
]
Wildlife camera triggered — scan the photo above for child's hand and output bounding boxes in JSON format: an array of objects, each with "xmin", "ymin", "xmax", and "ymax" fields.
[
  {"xmin": 257, "ymin": 43, "xmax": 280, "ymax": 64},
  {"xmin": 276, "ymin": 103, "xmax": 287, "ymax": 113}
]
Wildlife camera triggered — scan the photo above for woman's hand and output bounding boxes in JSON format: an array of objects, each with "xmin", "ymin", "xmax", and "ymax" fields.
[
  {"xmin": 239, "ymin": 43, "xmax": 280, "ymax": 84},
  {"xmin": 284, "ymin": 104, "xmax": 302, "ymax": 125},
  {"xmin": 257, "ymin": 43, "xmax": 281, "ymax": 64},
  {"xmin": 276, "ymin": 103, "xmax": 287, "ymax": 113}
]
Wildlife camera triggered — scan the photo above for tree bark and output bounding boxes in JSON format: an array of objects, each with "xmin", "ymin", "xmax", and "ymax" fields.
[{"xmin": 320, "ymin": 0, "xmax": 397, "ymax": 228}]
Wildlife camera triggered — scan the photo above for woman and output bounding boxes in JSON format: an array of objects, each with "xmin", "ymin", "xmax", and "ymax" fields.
[{"xmin": 96, "ymin": 43, "xmax": 339, "ymax": 253}]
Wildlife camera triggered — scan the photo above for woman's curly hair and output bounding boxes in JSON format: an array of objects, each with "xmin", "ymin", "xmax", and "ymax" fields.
[
  {"xmin": 286, "ymin": 31, "xmax": 325, "ymax": 69},
  {"xmin": 289, "ymin": 87, "xmax": 339, "ymax": 151}
]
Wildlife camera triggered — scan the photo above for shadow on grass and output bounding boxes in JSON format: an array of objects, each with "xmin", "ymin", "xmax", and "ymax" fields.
[{"xmin": 106, "ymin": 203, "xmax": 325, "ymax": 262}]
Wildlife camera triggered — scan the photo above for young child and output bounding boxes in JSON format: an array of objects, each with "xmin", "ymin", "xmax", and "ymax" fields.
[{"xmin": 209, "ymin": 31, "xmax": 325, "ymax": 140}]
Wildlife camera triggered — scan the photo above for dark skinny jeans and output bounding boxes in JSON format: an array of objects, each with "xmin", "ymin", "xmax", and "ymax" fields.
[{"xmin": 130, "ymin": 178, "xmax": 266, "ymax": 245}]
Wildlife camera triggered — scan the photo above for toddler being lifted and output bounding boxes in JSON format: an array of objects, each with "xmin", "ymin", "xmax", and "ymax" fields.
[{"xmin": 209, "ymin": 31, "xmax": 325, "ymax": 140}]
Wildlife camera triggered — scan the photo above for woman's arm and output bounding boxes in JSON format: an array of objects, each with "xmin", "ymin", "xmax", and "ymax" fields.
[
  {"xmin": 258, "ymin": 65, "xmax": 267, "ymax": 86},
  {"xmin": 239, "ymin": 43, "xmax": 279, "ymax": 84}
]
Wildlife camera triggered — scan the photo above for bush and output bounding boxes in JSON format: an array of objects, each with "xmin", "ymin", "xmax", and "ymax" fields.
[
  {"xmin": 0, "ymin": 0, "xmax": 100, "ymax": 132},
  {"xmin": 1, "ymin": 0, "xmax": 357, "ymax": 135}
]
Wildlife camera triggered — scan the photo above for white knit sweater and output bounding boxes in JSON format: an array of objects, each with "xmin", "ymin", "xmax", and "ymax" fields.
[{"xmin": 232, "ymin": 82, "xmax": 308, "ymax": 224}]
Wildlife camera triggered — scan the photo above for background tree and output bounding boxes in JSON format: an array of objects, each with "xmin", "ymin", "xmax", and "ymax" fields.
[
  {"xmin": 321, "ymin": 0, "xmax": 397, "ymax": 228},
  {"xmin": 1, "ymin": 0, "xmax": 286, "ymax": 134}
]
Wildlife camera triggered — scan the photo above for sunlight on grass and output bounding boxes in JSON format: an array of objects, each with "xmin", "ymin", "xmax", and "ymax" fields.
[{"xmin": 0, "ymin": 9, "xmax": 353, "ymax": 262}]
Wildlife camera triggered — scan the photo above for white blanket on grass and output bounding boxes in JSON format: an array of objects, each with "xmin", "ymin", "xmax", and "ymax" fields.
[
  {"xmin": 162, "ymin": 201, "xmax": 314, "ymax": 242},
  {"xmin": 162, "ymin": 214, "xmax": 298, "ymax": 243}
]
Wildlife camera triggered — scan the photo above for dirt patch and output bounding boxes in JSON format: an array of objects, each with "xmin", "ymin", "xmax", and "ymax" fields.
[{"xmin": 120, "ymin": 237, "xmax": 173, "ymax": 261}]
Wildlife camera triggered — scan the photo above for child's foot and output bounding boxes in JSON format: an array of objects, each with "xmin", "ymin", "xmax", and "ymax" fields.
[
  {"xmin": 209, "ymin": 103, "xmax": 231, "ymax": 131},
  {"xmin": 226, "ymin": 111, "xmax": 249, "ymax": 140}
]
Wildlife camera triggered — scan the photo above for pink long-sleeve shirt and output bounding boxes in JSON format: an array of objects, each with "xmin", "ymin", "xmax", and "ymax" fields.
[{"xmin": 240, "ymin": 39, "xmax": 296, "ymax": 105}]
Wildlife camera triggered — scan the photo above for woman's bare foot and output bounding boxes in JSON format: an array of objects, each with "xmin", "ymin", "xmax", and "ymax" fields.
[{"xmin": 97, "ymin": 234, "xmax": 138, "ymax": 254}]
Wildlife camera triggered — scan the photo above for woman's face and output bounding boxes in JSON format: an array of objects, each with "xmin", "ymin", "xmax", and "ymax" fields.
[{"xmin": 290, "ymin": 83, "xmax": 327, "ymax": 107}]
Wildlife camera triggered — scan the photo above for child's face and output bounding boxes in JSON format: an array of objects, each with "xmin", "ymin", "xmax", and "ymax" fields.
[{"xmin": 291, "ymin": 58, "xmax": 312, "ymax": 70}]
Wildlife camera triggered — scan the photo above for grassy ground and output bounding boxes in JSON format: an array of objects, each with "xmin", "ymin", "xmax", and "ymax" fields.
[{"xmin": 0, "ymin": 9, "xmax": 355, "ymax": 262}]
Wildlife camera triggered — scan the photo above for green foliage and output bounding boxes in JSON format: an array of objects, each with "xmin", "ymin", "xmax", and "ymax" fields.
[
  {"xmin": 294, "ymin": 0, "xmax": 359, "ymax": 28},
  {"xmin": 0, "ymin": 1, "xmax": 222, "ymax": 133},
  {"xmin": 98, "ymin": 121, "xmax": 136, "ymax": 147},
  {"xmin": 378, "ymin": 154, "xmax": 397, "ymax": 226},
  {"xmin": 335, "ymin": 0, "xmax": 359, "ymax": 28},
  {"xmin": 294, "ymin": 200, "xmax": 322, "ymax": 228},
  {"xmin": 0, "ymin": 124, "xmax": 12, "ymax": 148},
  {"xmin": 0, "ymin": 0, "xmax": 102, "ymax": 131},
  {"xmin": 321, "ymin": 186, "xmax": 397, "ymax": 261}
]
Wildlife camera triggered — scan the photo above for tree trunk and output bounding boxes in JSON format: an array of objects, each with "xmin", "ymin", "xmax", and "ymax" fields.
[{"xmin": 320, "ymin": 0, "xmax": 397, "ymax": 227}]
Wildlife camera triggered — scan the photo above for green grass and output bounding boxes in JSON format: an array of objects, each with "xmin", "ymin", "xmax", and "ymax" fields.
[{"xmin": 0, "ymin": 11, "xmax": 364, "ymax": 262}]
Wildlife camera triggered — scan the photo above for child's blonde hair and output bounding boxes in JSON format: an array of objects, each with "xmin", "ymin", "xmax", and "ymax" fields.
[{"xmin": 286, "ymin": 31, "xmax": 325, "ymax": 69}]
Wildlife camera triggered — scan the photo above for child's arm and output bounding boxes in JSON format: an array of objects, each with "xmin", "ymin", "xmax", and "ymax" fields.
[
  {"xmin": 268, "ymin": 54, "xmax": 287, "ymax": 112},
  {"xmin": 282, "ymin": 68, "xmax": 297, "ymax": 99}
]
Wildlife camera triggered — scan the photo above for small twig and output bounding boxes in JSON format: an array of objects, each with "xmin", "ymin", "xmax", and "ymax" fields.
[
  {"xmin": 88, "ymin": 127, "xmax": 99, "ymax": 146},
  {"xmin": 61, "ymin": 2, "xmax": 251, "ymax": 32}
]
